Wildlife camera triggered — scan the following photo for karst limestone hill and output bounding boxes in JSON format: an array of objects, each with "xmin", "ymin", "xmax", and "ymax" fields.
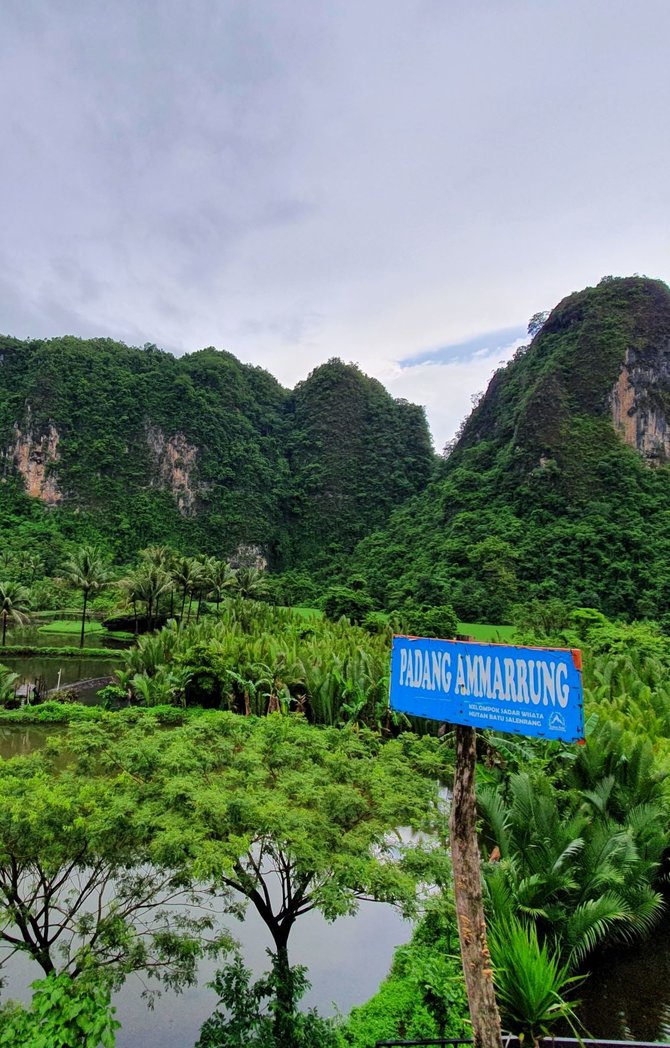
[
  {"xmin": 0, "ymin": 338, "xmax": 433, "ymax": 569},
  {"xmin": 351, "ymin": 276, "xmax": 670, "ymax": 622}
]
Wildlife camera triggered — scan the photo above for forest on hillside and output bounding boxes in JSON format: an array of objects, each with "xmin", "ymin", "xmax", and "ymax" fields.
[
  {"xmin": 350, "ymin": 277, "xmax": 670, "ymax": 623},
  {"xmin": 0, "ymin": 341, "xmax": 432, "ymax": 571}
]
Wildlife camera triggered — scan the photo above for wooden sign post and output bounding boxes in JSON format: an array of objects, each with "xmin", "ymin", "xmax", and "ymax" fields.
[
  {"xmin": 389, "ymin": 635, "xmax": 584, "ymax": 1047},
  {"xmin": 450, "ymin": 724, "xmax": 502, "ymax": 1048}
]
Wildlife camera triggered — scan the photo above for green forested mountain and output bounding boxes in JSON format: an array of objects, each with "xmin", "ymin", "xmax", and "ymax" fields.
[
  {"xmin": 0, "ymin": 337, "xmax": 433, "ymax": 569},
  {"xmin": 351, "ymin": 276, "xmax": 670, "ymax": 622},
  {"xmin": 282, "ymin": 359, "xmax": 433, "ymax": 569}
]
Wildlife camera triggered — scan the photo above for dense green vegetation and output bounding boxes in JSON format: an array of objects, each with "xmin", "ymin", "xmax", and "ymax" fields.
[
  {"xmin": 0, "ymin": 339, "xmax": 433, "ymax": 571},
  {"xmin": 0, "ymin": 709, "xmax": 446, "ymax": 1047},
  {"xmin": 350, "ymin": 277, "xmax": 670, "ymax": 622},
  {"xmin": 343, "ymin": 901, "xmax": 470, "ymax": 1046},
  {"xmin": 2, "ymin": 596, "xmax": 670, "ymax": 1044},
  {"xmin": 3, "ymin": 276, "xmax": 670, "ymax": 1043}
]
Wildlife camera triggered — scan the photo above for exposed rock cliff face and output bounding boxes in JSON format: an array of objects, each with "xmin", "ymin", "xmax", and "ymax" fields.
[
  {"xmin": 146, "ymin": 426, "xmax": 199, "ymax": 515},
  {"xmin": 230, "ymin": 544, "xmax": 268, "ymax": 570},
  {"xmin": 8, "ymin": 422, "xmax": 63, "ymax": 504},
  {"xmin": 611, "ymin": 348, "xmax": 670, "ymax": 463}
]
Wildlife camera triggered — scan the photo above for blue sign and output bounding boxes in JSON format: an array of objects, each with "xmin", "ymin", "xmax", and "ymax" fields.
[{"xmin": 390, "ymin": 636, "xmax": 584, "ymax": 742}]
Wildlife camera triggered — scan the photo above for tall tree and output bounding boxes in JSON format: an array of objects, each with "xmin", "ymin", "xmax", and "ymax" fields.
[
  {"xmin": 61, "ymin": 545, "xmax": 112, "ymax": 648},
  {"xmin": 233, "ymin": 566, "xmax": 268, "ymax": 601},
  {"xmin": 171, "ymin": 556, "xmax": 203, "ymax": 624},
  {"xmin": 204, "ymin": 557, "xmax": 236, "ymax": 612},
  {"xmin": 0, "ymin": 740, "xmax": 225, "ymax": 992},
  {"xmin": 0, "ymin": 581, "xmax": 31, "ymax": 646},
  {"xmin": 84, "ymin": 714, "xmax": 446, "ymax": 1047},
  {"xmin": 119, "ymin": 563, "xmax": 171, "ymax": 632}
]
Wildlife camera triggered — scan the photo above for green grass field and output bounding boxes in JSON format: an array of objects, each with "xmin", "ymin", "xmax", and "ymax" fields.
[
  {"xmin": 457, "ymin": 622, "xmax": 517, "ymax": 642},
  {"xmin": 38, "ymin": 620, "xmax": 105, "ymax": 635},
  {"xmin": 291, "ymin": 607, "xmax": 324, "ymax": 620}
]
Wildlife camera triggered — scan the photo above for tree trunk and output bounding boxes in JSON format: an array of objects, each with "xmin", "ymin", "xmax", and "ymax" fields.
[
  {"xmin": 270, "ymin": 931, "xmax": 299, "ymax": 1048},
  {"xmin": 450, "ymin": 724, "xmax": 503, "ymax": 1048},
  {"xmin": 79, "ymin": 591, "xmax": 88, "ymax": 649},
  {"xmin": 133, "ymin": 600, "xmax": 138, "ymax": 635},
  {"xmin": 187, "ymin": 590, "xmax": 194, "ymax": 624},
  {"xmin": 1, "ymin": 611, "xmax": 6, "ymax": 646}
]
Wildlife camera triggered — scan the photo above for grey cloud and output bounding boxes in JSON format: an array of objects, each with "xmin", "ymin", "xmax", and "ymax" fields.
[{"xmin": 1, "ymin": 0, "xmax": 669, "ymax": 441}]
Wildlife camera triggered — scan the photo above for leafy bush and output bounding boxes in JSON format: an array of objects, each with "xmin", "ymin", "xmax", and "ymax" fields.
[
  {"xmin": 322, "ymin": 586, "xmax": 374, "ymax": 624},
  {"xmin": 488, "ymin": 915, "xmax": 582, "ymax": 1042},
  {"xmin": 404, "ymin": 604, "xmax": 458, "ymax": 640},
  {"xmin": 0, "ymin": 970, "xmax": 119, "ymax": 1048},
  {"xmin": 342, "ymin": 904, "xmax": 469, "ymax": 1047}
]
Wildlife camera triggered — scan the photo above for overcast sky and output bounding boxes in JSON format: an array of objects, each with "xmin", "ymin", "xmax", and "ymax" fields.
[{"xmin": 1, "ymin": 1, "xmax": 668, "ymax": 451}]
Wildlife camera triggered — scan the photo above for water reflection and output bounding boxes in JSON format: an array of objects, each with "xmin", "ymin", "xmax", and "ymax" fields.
[
  {"xmin": 6, "ymin": 624, "xmax": 130, "ymax": 650},
  {"xmin": 0, "ymin": 654, "xmax": 121, "ymax": 700},
  {"xmin": 0, "ymin": 859, "xmax": 410, "ymax": 1048},
  {"xmin": 0, "ymin": 726, "xmax": 55, "ymax": 757},
  {"xmin": 576, "ymin": 911, "xmax": 670, "ymax": 1041},
  {"xmin": 113, "ymin": 902, "xmax": 411, "ymax": 1048}
]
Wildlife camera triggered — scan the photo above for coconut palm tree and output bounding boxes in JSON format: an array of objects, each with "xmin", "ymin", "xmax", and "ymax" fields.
[
  {"xmin": 118, "ymin": 571, "xmax": 143, "ymax": 635},
  {"xmin": 203, "ymin": 557, "xmax": 236, "ymax": 614},
  {"xmin": 15, "ymin": 552, "xmax": 43, "ymax": 585},
  {"xmin": 0, "ymin": 551, "xmax": 15, "ymax": 575},
  {"xmin": 139, "ymin": 545, "xmax": 172, "ymax": 568},
  {"xmin": 0, "ymin": 582, "xmax": 31, "ymax": 646},
  {"xmin": 139, "ymin": 564, "xmax": 172, "ymax": 631},
  {"xmin": 232, "ymin": 566, "xmax": 268, "ymax": 601},
  {"xmin": 140, "ymin": 546, "xmax": 177, "ymax": 618},
  {"xmin": 171, "ymin": 556, "xmax": 204, "ymax": 625},
  {"xmin": 61, "ymin": 545, "xmax": 113, "ymax": 648}
]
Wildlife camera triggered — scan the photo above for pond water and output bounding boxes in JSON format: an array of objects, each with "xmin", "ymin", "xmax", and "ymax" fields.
[
  {"xmin": 0, "ymin": 623, "xmax": 126, "ymax": 701},
  {"xmin": 1, "ymin": 897, "xmax": 410, "ymax": 1047},
  {"xmin": 575, "ymin": 910, "xmax": 670, "ymax": 1041},
  {"xmin": 118, "ymin": 904, "xmax": 410, "ymax": 1046},
  {"xmin": 0, "ymin": 654, "xmax": 121, "ymax": 701},
  {"xmin": 5, "ymin": 624, "xmax": 130, "ymax": 649}
]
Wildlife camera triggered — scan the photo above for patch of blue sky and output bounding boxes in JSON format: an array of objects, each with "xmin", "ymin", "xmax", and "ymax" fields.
[{"xmin": 400, "ymin": 325, "xmax": 527, "ymax": 368}]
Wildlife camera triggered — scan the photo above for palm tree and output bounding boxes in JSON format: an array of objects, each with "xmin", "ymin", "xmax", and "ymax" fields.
[
  {"xmin": 61, "ymin": 545, "xmax": 113, "ymax": 648},
  {"xmin": 139, "ymin": 564, "xmax": 172, "ymax": 631},
  {"xmin": 203, "ymin": 557, "xmax": 236, "ymax": 614},
  {"xmin": 232, "ymin": 566, "xmax": 269, "ymax": 601},
  {"xmin": 118, "ymin": 571, "xmax": 143, "ymax": 635},
  {"xmin": 171, "ymin": 556, "xmax": 203, "ymax": 625},
  {"xmin": 0, "ymin": 582, "xmax": 31, "ymax": 645},
  {"xmin": 479, "ymin": 769, "xmax": 665, "ymax": 968},
  {"xmin": 0, "ymin": 551, "xmax": 15, "ymax": 575},
  {"xmin": 140, "ymin": 546, "xmax": 177, "ymax": 618},
  {"xmin": 139, "ymin": 545, "xmax": 172, "ymax": 568}
]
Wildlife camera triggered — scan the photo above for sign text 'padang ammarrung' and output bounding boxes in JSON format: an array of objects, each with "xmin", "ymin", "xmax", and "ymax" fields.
[{"xmin": 390, "ymin": 636, "xmax": 584, "ymax": 742}]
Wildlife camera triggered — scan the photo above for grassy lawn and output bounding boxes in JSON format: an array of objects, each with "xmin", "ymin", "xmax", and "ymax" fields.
[
  {"xmin": 291, "ymin": 607, "xmax": 324, "ymax": 620},
  {"xmin": 38, "ymin": 620, "xmax": 105, "ymax": 635},
  {"xmin": 457, "ymin": 622, "xmax": 517, "ymax": 643}
]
